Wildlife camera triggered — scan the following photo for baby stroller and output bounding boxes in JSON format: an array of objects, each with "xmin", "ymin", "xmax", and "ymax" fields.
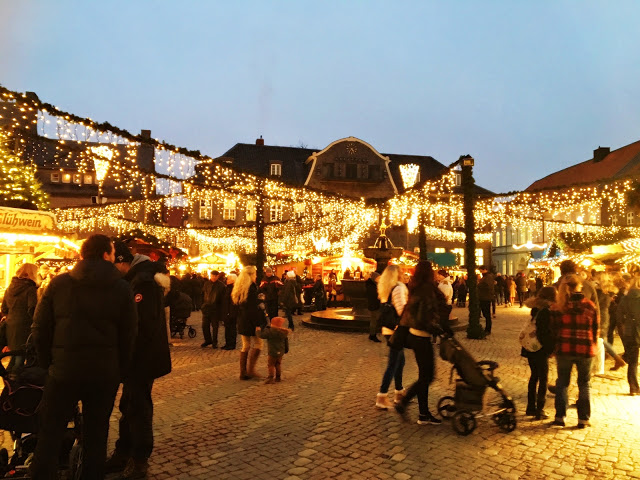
[
  {"xmin": 170, "ymin": 292, "xmax": 197, "ymax": 339},
  {"xmin": 0, "ymin": 349, "xmax": 83, "ymax": 478},
  {"xmin": 437, "ymin": 335, "xmax": 516, "ymax": 436}
]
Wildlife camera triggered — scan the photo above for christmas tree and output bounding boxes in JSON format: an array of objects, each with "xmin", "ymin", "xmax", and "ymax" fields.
[{"xmin": 0, "ymin": 130, "xmax": 49, "ymax": 210}]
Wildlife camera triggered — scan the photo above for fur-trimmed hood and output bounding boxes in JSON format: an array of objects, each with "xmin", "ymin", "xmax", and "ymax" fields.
[{"xmin": 525, "ymin": 295, "xmax": 554, "ymax": 310}]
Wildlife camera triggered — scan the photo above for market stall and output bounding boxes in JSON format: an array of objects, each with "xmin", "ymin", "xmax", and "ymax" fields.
[{"xmin": 0, "ymin": 206, "xmax": 80, "ymax": 299}]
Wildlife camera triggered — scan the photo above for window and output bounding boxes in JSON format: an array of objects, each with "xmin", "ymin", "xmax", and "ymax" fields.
[
  {"xmin": 73, "ymin": 174, "xmax": 82, "ymax": 184},
  {"xmin": 502, "ymin": 260, "xmax": 507, "ymax": 275},
  {"xmin": 199, "ymin": 199, "xmax": 213, "ymax": 220},
  {"xmin": 435, "ymin": 247, "xmax": 445, "ymax": 253},
  {"xmin": 246, "ymin": 201, "xmax": 256, "ymax": 222},
  {"xmin": 323, "ymin": 163, "xmax": 335, "ymax": 178},
  {"xmin": 223, "ymin": 199, "xmax": 236, "ymax": 221},
  {"xmin": 270, "ymin": 201, "xmax": 283, "ymax": 222},
  {"xmin": 509, "ymin": 260, "xmax": 514, "ymax": 276},
  {"xmin": 476, "ymin": 248, "xmax": 484, "ymax": 266},
  {"xmin": 83, "ymin": 174, "xmax": 93, "ymax": 185},
  {"xmin": 368, "ymin": 165, "xmax": 380, "ymax": 180},
  {"xmin": 451, "ymin": 248, "xmax": 464, "ymax": 266},
  {"xmin": 435, "ymin": 215, "xmax": 445, "ymax": 227},
  {"xmin": 455, "ymin": 174, "xmax": 461, "ymax": 186},
  {"xmin": 270, "ymin": 163, "xmax": 281, "ymax": 176},
  {"xmin": 50, "ymin": 173, "xmax": 60, "ymax": 183},
  {"xmin": 611, "ymin": 215, "xmax": 618, "ymax": 226},
  {"xmin": 346, "ymin": 164, "xmax": 358, "ymax": 179},
  {"xmin": 628, "ymin": 212, "xmax": 634, "ymax": 225},
  {"xmin": 62, "ymin": 173, "xmax": 71, "ymax": 184},
  {"xmin": 294, "ymin": 203, "xmax": 305, "ymax": 219}
]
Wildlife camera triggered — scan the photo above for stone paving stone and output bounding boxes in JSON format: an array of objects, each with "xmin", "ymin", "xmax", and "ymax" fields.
[{"xmin": 3, "ymin": 307, "xmax": 640, "ymax": 478}]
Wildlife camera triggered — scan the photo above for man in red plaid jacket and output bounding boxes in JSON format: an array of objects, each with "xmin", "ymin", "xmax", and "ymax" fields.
[{"xmin": 549, "ymin": 274, "xmax": 599, "ymax": 428}]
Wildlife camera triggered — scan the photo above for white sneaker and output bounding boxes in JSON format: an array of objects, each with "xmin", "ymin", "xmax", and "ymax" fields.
[{"xmin": 375, "ymin": 393, "xmax": 393, "ymax": 410}]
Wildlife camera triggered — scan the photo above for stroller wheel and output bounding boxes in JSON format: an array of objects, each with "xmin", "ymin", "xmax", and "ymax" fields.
[
  {"xmin": 452, "ymin": 410, "xmax": 477, "ymax": 436},
  {"xmin": 498, "ymin": 413, "xmax": 517, "ymax": 433},
  {"xmin": 437, "ymin": 396, "xmax": 456, "ymax": 420},
  {"xmin": 188, "ymin": 327, "xmax": 197, "ymax": 338}
]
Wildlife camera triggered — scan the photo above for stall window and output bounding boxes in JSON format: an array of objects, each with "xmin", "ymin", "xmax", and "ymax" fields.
[
  {"xmin": 451, "ymin": 248, "xmax": 464, "ymax": 266},
  {"xmin": 199, "ymin": 199, "xmax": 213, "ymax": 220},
  {"xmin": 73, "ymin": 174, "xmax": 82, "ymax": 184},
  {"xmin": 83, "ymin": 174, "xmax": 93, "ymax": 185},
  {"xmin": 270, "ymin": 201, "xmax": 283, "ymax": 222},
  {"xmin": 294, "ymin": 203, "xmax": 305, "ymax": 219},
  {"xmin": 246, "ymin": 201, "xmax": 256, "ymax": 222},
  {"xmin": 50, "ymin": 173, "xmax": 60, "ymax": 183},
  {"xmin": 435, "ymin": 247, "xmax": 445, "ymax": 253},
  {"xmin": 62, "ymin": 173, "xmax": 71, "ymax": 184},
  {"xmin": 223, "ymin": 199, "xmax": 236, "ymax": 221}
]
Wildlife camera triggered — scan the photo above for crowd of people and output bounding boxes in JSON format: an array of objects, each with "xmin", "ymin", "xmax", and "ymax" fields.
[{"xmin": 2, "ymin": 239, "xmax": 640, "ymax": 475}]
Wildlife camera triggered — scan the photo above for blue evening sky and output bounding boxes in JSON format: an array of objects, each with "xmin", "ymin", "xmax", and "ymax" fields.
[{"xmin": 2, "ymin": 1, "xmax": 640, "ymax": 193}]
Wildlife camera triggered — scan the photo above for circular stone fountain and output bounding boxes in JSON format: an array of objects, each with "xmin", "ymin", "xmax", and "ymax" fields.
[{"xmin": 303, "ymin": 223, "xmax": 403, "ymax": 332}]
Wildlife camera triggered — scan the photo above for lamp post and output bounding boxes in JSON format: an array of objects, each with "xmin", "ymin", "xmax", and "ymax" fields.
[
  {"xmin": 255, "ymin": 177, "xmax": 266, "ymax": 283},
  {"xmin": 461, "ymin": 155, "xmax": 484, "ymax": 339}
]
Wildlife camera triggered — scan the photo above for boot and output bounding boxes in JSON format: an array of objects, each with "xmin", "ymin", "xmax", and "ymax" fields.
[
  {"xmin": 120, "ymin": 458, "xmax": 149, "ymax": 479},
  {"xmin": 247, "ymin": 349, "xmax": 261, "ymax": 378},
  {"xmin": 376, "ymin": 393, "xmax": 393, "ymax": 410},
  {"xmin": 265, "ymin": 376, "xmax": 275, "ymax": 384},
  {"xmin": 610, "ymin": 353, "xmax": 627, "ymax": 371},
  {"xmin": 105, "ymin": 450, "xmax": 129, "ymax": 474},
  {"xmin": 394, "ymin": 389, "xmax": 407, "ymax": 405},
  {"xmin": 239, "ymin": 351, "xmax": 250, "ymax": 380}
]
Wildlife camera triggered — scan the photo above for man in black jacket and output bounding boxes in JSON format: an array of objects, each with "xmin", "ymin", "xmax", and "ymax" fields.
[
  {"xmin": 30, "ymin": 234, "xmax": 137, "ymax": 479},
  {"xmin": 107, "ymin": 242, "xmax": 172, "ymax": 479},
  {"xmin": 365, "ymin": 272, "xmax": 381, "ymax": 342},
  {"xmin": 201, "ymin": 270, "xmax": 226, "ymax": 348}
]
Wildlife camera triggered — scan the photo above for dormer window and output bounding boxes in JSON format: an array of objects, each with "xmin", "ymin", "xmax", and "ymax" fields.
[{"xmin": 270, "ymin": 163, "xmax": 282, "ymax": 176}]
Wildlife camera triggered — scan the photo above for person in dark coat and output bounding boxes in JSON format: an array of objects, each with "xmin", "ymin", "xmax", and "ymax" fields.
[
  {"xmin": 107, "ymin": 242, "xmax": 172, "ymax": 479},
  {"xmin": 221, "ymin": 273, "xmax": 238, "ymax": 350},
  {"xmin": 201, "ymin": 270, "xmax": 226, "ymax": 348},
  {"xmin": 30, "ymin": 235, "xmax": 137, "ymax": 479},
  {"xmin": 259, "ymin": 267, "xmax": 282, "ymax": 319},
  {"xmin": 365, "ymin": 272, "xmax": 381, "ymax": 342},
  {"xmin": 281, "ymin": 271, "xmax": 299, "ymax": 330},
  {"xmin": 1, "ymin": 263, "xmax": 38, "ymax": 371},
  {"xmin": 313, "ymin": 274, "xmax": 327, "ymax": 312},
  {"xmin": 616, "ymin": 275, "xmax": 640, "ymax": 395},
  {"xmin": 233, "ymin": 266, "xmax": 268, "ymax": 380},
  {"xmin": 521, "ymin": 287, "xmax": 556, "ymax": 419}
]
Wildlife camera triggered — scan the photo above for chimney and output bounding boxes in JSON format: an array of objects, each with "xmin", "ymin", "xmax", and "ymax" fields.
[
  {"xmin": 256, "ymin": 135, "xmax": 264, "ymax": 146},
  {"xmin": 140, "ymin": 129, "xmax": 151, "ymax": 139},
  {"xmin": 593, "ymin": 146, "xmax": 610, "ymax": 163},
  {"xmin": 138, "ymin": 129, "xmax": 154, "ymax": 172}
]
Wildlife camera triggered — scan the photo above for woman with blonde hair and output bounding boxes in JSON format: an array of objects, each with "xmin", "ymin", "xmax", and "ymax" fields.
[
  {"xmin": 232, "ymin": 266, "xmax": 267, "ymax": 380},
  {"xmin": 550, "ymin": 274, "xmax": 599, "ymax": 428},
  {"xmin": 375, "ymin": 265, "xmax": 409, "ymax": 409},
  {"xmin": 1, "ymin": 263, "xmax": 39, "ymax": 371}
]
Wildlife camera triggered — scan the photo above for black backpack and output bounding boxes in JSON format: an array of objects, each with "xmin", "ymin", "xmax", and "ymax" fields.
[{"xmin": 380, "ymin": 286, "xmax": 400, "ymax": 330}]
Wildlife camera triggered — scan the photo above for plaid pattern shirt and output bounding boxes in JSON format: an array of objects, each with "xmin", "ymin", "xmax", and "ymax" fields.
[{"xmin": 550, "ymin": 295, "xmax": 599, "ymax": 357}]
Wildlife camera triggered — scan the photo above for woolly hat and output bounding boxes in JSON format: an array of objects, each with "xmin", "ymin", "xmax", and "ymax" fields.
[
  {"xmin": 270, "ymin": 316, "xmax": 286, "ymax": 329},
  {"xmin": 113, "ymin": 241, "xmax": 134, "ymax": 264}
]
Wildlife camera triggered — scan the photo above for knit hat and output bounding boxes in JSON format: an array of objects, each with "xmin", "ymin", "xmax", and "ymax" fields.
[
  {"xmin": 270, "ymin": 316, "xmax": 286, "ymax": 329},
  {"xmin": 113, "ymin": 241, "xmax": 134, "ymax": 264}
]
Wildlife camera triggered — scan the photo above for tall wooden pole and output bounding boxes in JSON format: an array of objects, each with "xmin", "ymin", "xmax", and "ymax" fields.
[{"xmin": 461, "ymin": 155, "xmax": 484, "ymax": 339}]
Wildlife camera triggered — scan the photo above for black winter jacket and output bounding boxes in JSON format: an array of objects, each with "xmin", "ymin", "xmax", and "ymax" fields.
[
  {"xmin": 124, "ymin": 257, "xmax": 172, "ymax": 380},
  {"xmin": 520, "ymin": 303, "xmax": 554, "ymax": 358},
  {"xmin": 32, "ymin": 259, "xmax": 137, "ymax": 383},
  {"xmin": 236, "ymin": 283, "xmax": 267, "ymax": 337},
  {"xmin": 1, "ymin": 277, "xmax": 38, "ymax": 350},
  {"xmin": 365, "ymin": 278, "xmax": 380, "ymax": 311}
]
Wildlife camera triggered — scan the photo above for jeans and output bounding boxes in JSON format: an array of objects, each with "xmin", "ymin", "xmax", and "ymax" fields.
[
  {"xmin": 403, "ymin": 334, "xmax": 434, "ymax": 416},
  {"xmin": 379, "ymin": 342, "xmax": 405, "ymax": 394},
  {"xmin": 116, "ymin": 377, "xmax": 155, "ymax": 460},
  {"xmin": 31, "ymin": 376, "xmax": 119, "ymax": 479},
  {"xmin": 626, "ymin": 345, "xmax": 639, "ymax": 393},
  {"xmin": 479, "ymin": 300, "xmax": 492, "ymax": 332},
  {"xmin": 555, "ymin": 355, "xmax": 593, "ymax": 421},
  {"xmin": 202, "ymin": 309, "xmax": 220, "ymax": 346},
  {"xmin": 527, "ymin": 354, "xmax": 549, "ymax": 413},
  {"xmin": 518, "ymin": 292, "xmax": 526, "ymax": 307},
  {"xmin": 369, "ymin": 310, "xmax": 381, "ymax": 336}
]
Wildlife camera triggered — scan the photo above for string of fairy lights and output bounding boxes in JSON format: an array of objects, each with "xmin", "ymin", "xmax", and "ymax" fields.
[{"xmin": 2, "ymin": 84, "xmax": 639, "ymax": 261}]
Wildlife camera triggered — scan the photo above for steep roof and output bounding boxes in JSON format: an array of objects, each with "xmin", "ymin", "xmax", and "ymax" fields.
[{"xmin": 527, "ymin": 140, "xmax": 640, "ymax": 191}]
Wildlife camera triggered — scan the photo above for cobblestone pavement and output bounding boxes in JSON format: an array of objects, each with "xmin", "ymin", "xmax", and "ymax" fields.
[{"xmin": 4, "ymin": 305, "xmax": 640, "ymax": 479}]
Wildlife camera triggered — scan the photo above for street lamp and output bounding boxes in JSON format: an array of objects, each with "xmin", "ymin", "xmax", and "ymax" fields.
[{"xmin": 460, "ymin": 155, "xmax": 484, "ymax": 339}]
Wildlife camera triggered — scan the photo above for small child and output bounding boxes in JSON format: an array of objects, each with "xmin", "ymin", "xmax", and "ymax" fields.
[{"xmin": 257, "ymin": 316, "xmax": 290, "ymax": 384}]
